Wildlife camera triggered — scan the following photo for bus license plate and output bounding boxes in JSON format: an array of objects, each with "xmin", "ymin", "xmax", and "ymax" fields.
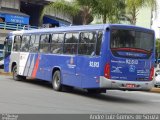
[{"xmin": 126, "ymin": 84, "xmax": 136, "ymax": 88}]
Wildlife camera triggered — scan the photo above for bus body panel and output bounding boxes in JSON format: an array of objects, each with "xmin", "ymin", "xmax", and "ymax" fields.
[
  {"xmin": 21, "ymin": 53, "xmax": 39, "ymax": 77},
  {"xmin": 76, "ymin": 56, "xmax": 101, "ymax": 88},
  {"xmin": 10, "ymin": 52, "xmax": 21, "ymax": 73},
  {"xmin": 27, "ymin": 53, "xmax": 39, "ymax": 77},
  {"xmin": 35, "ymin": 54, "xmax": 53, "ymax": 81},
  {"xmin": 35, "ymin": 54, "xmax": 101, "ymax": 88},
  {"xmin": 110, "ymin": 56, "xmax": 152, "ymax": 81},
  {"xmin": 60, "ymin": 55, "xmax": 79, "ymax": 87},
  {"xmin": 19, "ymin": 52, "xmax": 30, "ymax": 75},
  {"xmin": 34, "ymin": 54, "xmax": 80, "ymax": 87}
]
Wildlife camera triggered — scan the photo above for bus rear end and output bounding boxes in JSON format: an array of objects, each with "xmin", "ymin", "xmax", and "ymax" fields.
[{"xmin": 100, "ymin": 25, "xmax": 155, "ymax": 91}]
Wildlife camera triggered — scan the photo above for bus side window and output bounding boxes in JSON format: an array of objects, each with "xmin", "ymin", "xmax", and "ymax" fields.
[
  {"xmin": 39, "ymin": 34, "xmax": 50, "ymax": 53},
  {"xmin": 78, "ymin": 31, "xmax": 96, "ymax": 56},
  {"xmin": 29, "ymin": 35, "xmax": 40, "ymax": 52},
  {"xmin": 51, "ymin": 33, "xmax": 64, "ymax": 54},
  {"xmin": 29, "ymin": 35, "xmax": 36, "ymax": 52},
  {"xmin": 13, "ymin": 36, "xmax": 21, "ymax": 51},
  {"xmin": 64, "ymin": 33, "xmax": 78, "ymax": 55},
  {"xmin": 34, "ymin": 35, "xmax": 40, "ymax": 52},
  {"xmin": 96, "ymin": 31, "xmax": 103, "ymax": 55},
  {"xmin": 21, "ymin": 35, "xmax": 30, "ymax": 52}
]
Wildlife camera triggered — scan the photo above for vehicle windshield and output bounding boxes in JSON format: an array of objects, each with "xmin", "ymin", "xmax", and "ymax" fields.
[{"xmin": 111, "ymin": 29, "xmax": 154, "ymax": 53}]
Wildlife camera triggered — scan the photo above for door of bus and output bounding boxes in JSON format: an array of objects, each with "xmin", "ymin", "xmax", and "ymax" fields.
[{"xmin": 4, "ymin": 36, "xmax": 13, "ymax": 72}]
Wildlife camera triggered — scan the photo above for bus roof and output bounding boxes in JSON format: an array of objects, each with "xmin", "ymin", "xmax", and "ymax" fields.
[{"xmin": 9, "ymin": 24, "xmax": 154, "ymax": 35}]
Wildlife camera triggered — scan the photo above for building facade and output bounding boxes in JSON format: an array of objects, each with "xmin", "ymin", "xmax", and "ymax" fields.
[
  {"xmin": 0, "ymin": 0, "xmax": 73, "ymax": 28},
  {"xmin": 0, "ymin": 0, "xmax": 29, "ymax": 25},
  {"xmin": 0, "ymin": 0, "xmax": 30, "ymax": 43},
  {"xmin": 44, "ymin": 8, "xmax": 72, "ymax": 27},
  {"xmin": 0, "ymin": 0, "xmax": 73, "ymax": 43},
  {"xmin": 20, "ymin": 0, "xmax": 72, "ymax": 27}
]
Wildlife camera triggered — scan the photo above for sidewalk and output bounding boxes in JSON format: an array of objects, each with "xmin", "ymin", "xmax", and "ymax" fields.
[
  {"xmin": 0, "ymin": 69, "xmax": 11, "ymax": 75},
  {"xmin": 150, "ymin": 88, "xmax": 160, "ymax": 93}
]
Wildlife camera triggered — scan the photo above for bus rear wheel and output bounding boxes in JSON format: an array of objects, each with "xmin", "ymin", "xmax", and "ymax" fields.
[{"xmin": 52, "ymin": 70, "xmax": 62, "ymax": 91}]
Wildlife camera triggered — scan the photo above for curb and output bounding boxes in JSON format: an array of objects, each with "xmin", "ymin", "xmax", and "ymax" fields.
[
  {"xmin": 0, "ymin": 72, "xmax": 12, "ymax": 76},
  {"xmin": 0, "ymin": 69, "xmax": 11, "ymax": 76},
  {"xmin": 150, "ymin": 88, "xmax": 160, "ymax": 93}
]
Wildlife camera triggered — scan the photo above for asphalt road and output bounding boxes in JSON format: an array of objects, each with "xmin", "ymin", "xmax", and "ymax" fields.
[{"xmin": 0, "ymin": 75, "xmax": 160, "ymax": 114}]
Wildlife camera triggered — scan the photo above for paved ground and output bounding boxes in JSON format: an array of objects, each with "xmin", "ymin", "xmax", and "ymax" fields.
[{"xmin": 0, "ymin": 75, "xmax": 160, "ymax": 114}]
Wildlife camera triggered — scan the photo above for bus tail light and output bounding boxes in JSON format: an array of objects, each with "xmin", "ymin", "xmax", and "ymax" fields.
[
  {"xmin": 149, "ymin": 66, "xmax": 154, "ymax": 81},
  {"xmin": 104, "ymin": 63, "xmax": 110, "ymax": 79}
]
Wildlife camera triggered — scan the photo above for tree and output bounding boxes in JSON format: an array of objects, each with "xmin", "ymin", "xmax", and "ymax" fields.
[
  {"xmin": 74, "ymin": 0, "xmax": 94, "ymax": 25},
  {"xmin": 93, "ymin": 0, "xmax": 125, "ymax": 23},
  {"xmin": 125, "ymin": 0, "xmax": 157, "ymax": 25},
  {"xmin": 156, "ymin": 38, "xmax": 160, "ymax": 60},
  {"xmin": 39, "ymin": 0, "xmax": 79, "ymax": 26},
  {"xmin": 73, "ymin": 7, "xmax": 93, "ymax": 25},
  {"xmin": 40, "ymin": 0, "xmax": 126, "ymax": 25},
  {"xmin": 76, "ymin": 0, "xmax": 125, "ymax": 24}
]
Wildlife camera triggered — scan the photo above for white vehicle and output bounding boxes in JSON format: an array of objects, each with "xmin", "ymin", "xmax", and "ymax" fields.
[
  {"xmin": 0, "ymin": 59, "xmax": 4, "ymax": 66},
  {"xmin": 154, "ymin": 70, "xmax": 160, "ymax": 87}
]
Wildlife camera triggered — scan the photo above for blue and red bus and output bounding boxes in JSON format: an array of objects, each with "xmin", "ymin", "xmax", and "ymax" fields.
[{"xmin": 4, "ymin": 24, "xmax": 155, "ymax": 93}]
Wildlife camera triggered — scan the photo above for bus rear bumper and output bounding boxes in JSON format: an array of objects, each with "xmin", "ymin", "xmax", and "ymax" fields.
[{"xmin": 100, "ymin": 76, "xmax": 154, "ymax": 91}]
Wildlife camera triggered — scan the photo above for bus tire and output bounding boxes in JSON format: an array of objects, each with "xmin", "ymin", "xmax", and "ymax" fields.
[
  {"xmin": 12, "ymin": 65, "xmax": 21, "ymax": 81},
  {"xmin": 52, "ymin": 70, "xmax": 62, "ymax": 91}
]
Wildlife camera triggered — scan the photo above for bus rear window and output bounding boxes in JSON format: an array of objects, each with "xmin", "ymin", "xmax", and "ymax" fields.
[{"xmin": 110, "ymin": 29, "xmax": 154, "ymax": 58}]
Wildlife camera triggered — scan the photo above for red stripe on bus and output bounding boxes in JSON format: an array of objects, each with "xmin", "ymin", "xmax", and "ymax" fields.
[{"xmin": 32, "ymin": 55, "xmax": 40, "ymax": 78}]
